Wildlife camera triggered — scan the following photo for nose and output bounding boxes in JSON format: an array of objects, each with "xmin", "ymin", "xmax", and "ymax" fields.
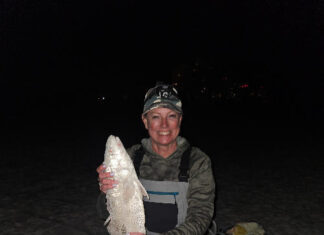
[{"xmin": 161, "ymin": 117, "xmax": 168, "ymax": 128}]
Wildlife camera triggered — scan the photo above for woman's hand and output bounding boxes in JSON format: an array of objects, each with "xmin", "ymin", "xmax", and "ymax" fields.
[{"xmin": 96, "ymin": 164, "xmax": 118, "ymax": 193}]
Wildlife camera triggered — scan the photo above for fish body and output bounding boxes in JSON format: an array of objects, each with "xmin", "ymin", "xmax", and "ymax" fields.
[{"xmin": 103, "ymin": 135, "xmax": 148, "ymax": 235}]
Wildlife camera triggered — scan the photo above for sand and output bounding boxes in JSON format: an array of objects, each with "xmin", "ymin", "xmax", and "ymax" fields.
[{"xmin": 1, "ymin": 114, "xmax": 323, "ymax": 235}]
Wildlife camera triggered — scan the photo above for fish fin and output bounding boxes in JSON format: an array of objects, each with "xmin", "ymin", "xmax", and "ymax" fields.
[
  {"xmin": 104, "ymin": 216, "xmax": 111, "ymax": 226},
  {"xmin": 137, "ymin": 179, "xmax": 149, "ymax": 199}
]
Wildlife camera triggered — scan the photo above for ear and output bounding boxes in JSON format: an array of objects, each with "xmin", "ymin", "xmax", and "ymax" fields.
[
  {"xmin": 142, "ymin": 114, "xmax": 148, "ymax": 130},
  {"xmin": 179, "ymin": 114, "xmax": 183, "ymax": 126}
]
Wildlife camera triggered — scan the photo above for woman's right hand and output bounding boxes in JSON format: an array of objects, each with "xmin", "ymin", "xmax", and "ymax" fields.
[{"xmin": 96, "ymin": 164, "xmax": 118, "ymax": 193}]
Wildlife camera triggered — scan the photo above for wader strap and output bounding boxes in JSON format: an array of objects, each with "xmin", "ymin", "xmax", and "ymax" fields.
[
  {"xmin": 178, "ymin": 147, "xmax": 191, "ymax": 182},
  {"xmin": 133, "ymin": 145, "xmax": 191, "ymax": 182}
]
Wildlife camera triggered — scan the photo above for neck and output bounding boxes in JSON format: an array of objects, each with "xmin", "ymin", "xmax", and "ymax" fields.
[{"xmin": 151, "ymin": 141, "xmax": 177, "ymax": 158}]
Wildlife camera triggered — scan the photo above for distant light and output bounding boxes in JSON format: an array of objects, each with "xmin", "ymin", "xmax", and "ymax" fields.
[{"xmin": 97, "ymin": 96, "xmax": 106, "ymax": 101}]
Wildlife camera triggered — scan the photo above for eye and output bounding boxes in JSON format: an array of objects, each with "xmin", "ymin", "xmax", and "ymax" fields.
[
  {"xmin": 151, "ymin": 115, "xmax": 160, "ymax": 119},
  {"xmin": 168, "ymin": 113, "xmax": 177, "ymax": 119}
]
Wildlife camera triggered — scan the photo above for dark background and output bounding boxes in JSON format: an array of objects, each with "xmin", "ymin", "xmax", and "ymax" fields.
[{"xmin": 1, "ymin": 0, "xmax": 323, "ymax": 153}]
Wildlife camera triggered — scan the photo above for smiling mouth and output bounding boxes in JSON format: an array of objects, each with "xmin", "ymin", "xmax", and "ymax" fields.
[{"xmin": 159, "ymin": 131, "xmax": 171, "ymax": 136}]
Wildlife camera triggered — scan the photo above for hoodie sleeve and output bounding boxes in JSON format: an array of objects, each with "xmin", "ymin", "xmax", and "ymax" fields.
[
  {"xmin": 162, "ymin": 147, "xmax": 216, "ymax": 235},
  {"xmin": 96, "ymin": 192, "xmax": 109, "ymax": 221}
]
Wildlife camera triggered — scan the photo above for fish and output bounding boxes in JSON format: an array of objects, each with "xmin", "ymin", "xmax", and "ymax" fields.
[{"xmin": 103, "ymin": 135, "xmax": 148, "ymax": 235}]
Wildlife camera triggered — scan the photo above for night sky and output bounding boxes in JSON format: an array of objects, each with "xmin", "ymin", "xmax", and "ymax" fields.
[{"xmin": 2, "ymin": 0, "xmax": 323, "ymax": 124}]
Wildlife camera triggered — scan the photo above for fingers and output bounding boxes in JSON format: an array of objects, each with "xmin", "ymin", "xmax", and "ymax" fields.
[
  {"xmin": 101, "ymin": 177, "xmax": 118, "ymax": 186},
  {"xmin": 100, "ymin": 178, "xmax": 118, "ymax": 192},
  {"xmin": 96, "ymin": 164, "xmax": 107, "ymax": 173},
  {"xmin": 99, "ymin": 170, "xmax": 113, "ymax": 180},
  {"xmin": 97, "ymin": 164, "xmax": 113, "ymax": 178},
  {"xmin": 97, "ymin": 164, "xmax": 118, "ymax": 193}
]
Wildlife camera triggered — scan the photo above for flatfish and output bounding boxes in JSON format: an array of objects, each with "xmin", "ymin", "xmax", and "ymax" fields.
[{"xmin": 103, "ymin": 135, "xmax": 148, "ymax": 235}]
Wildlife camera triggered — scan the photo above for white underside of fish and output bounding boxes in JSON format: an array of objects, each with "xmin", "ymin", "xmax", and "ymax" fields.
[{"xmin": 103, "ymin": 135, "xmax": 148, "ymax": 235}]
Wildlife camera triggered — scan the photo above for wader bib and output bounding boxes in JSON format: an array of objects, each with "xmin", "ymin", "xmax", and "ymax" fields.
[{"xmin": 134, "ymin": 146, "xmax": 191, "ymax": 235}]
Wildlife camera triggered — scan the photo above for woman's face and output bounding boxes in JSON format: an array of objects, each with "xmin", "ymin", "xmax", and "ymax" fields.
[{"xmin": 142, "ymin": 107, "xmax": 182, "ymax": 147}]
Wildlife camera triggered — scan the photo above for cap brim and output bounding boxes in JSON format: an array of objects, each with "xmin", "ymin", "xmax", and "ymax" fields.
[{"xmin": 143, "ymin": 102, "xmax": 182, "ymax": 115}]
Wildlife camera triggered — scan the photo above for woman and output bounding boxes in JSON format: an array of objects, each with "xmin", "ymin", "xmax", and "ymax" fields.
[{"xmin": 97, "ymin": 83, "xmax": 216, "ymax": 235}]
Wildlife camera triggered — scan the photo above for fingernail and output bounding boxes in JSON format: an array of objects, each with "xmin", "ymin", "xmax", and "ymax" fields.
[
  {"xmin": 102, "ymin": 163, "xmax": 106, "ymax": 168},
  {"xmin": 110, "ymin": 172, "xmax": 114, "ymax": 176},
  {"xmin": 112, "ymin": 184, "xmax": 117, "ymax": 187}
]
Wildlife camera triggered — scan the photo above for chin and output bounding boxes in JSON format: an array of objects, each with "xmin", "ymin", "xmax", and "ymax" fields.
[{"xmin": 156, "ymin": 137, "xmax": 175, "ymax": 146}]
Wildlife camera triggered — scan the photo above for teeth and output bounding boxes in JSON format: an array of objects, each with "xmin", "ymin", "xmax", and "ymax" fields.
[{"xmin": 159, "ymin": 132, "xmax": 170, "ymax": 135}]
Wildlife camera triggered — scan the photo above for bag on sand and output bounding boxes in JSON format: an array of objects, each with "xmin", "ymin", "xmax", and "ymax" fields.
[{"xmin": 225, "ymin": 222, "xmax": 265, "ymax": 235}]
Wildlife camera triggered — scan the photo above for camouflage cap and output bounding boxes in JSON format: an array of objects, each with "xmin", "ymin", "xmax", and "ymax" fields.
[{"xmin": 143, "ymin": 84, "xmax": 183, "ymax": 115}]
